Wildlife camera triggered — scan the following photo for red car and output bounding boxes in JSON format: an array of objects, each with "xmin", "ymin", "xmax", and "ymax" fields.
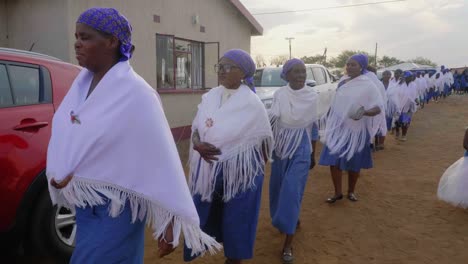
[{"xmin": 0, "ymin": 48, "xmax": 80, "ymax": 257}]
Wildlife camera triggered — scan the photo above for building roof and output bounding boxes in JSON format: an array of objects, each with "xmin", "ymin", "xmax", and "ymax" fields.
[
  {"xmin": 229, "ymin": 0, "xmax": 263, "ymax": 36},
  {"xmin": 380, "ymin": 62, "xmax": 435, "ymax": 72}
]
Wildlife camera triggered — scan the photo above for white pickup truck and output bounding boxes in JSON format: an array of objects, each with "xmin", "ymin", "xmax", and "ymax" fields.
[{"xmin": 254, "ymin": 64, "xmax": 337, "ymax": 111}]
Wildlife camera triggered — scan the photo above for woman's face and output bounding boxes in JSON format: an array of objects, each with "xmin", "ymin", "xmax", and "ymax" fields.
[
  {"xmin": 286, "ymin": 64, "xmax": 306, "ymax": 90},
  {"xmin": 74, "ymin": 23, "xmax": 119, "ymax": 72},
  {"xmin": 346, "ymin": 59, "xmax": 362, "ymax": 78},
  {"xmin": 217, "ymin": 57, "xmax": 244, "ymax": 89},
  {"xmin": 382, "ymin": 71, "xmax": 391, "ymax": 82}
]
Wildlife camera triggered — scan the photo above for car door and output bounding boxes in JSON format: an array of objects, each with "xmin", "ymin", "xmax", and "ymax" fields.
[
  {"xmin": 312, "ymin": 66, "xmax": 334, "ymax": 116},
  {"xmin": 0, "ymin": 61, "xmax": 54, "ymax": 230}
]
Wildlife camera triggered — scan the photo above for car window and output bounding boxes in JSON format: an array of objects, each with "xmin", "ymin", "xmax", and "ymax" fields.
[
  {"xmin": 306, "ymin": 67, "xmax": 315, "ymax": 81},
  {"xmin": 312, "ymin": 67, "xmax": 326, "ymax": 85},
  {"xmin": 8, "ymin": 65, "xmax": 41, "ymax": 106},
  {"xmin": 254, "ymin": 68, "xmax": 287, "ymax": 87},
  {"xmin": 0, "ymin": 64, "xmax": 14, "ymax": 108}
]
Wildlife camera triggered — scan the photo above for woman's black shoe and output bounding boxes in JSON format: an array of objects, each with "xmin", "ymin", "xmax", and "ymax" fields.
[{"xmin": 326, "ymin": 194, "xmax": 343, "ymax": 203}]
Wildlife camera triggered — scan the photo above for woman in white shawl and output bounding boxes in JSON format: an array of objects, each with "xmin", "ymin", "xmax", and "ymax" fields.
[
  {"xmin": 268, "ymin": 58, "xmax": 319, "ymax": 263},
  {"xmin": 394, "ymin": 71, "xmax": 418, "ymax": 142},
  {"xmin": 184, "ymin": 49, "xmax": 273, "ymax": 264},
  {"xmin": 382, "ymin": 70, "xmax": 400, "ymax": 138},
  {"xmin": 319, "ymin": 54, "xmax": 383, "ymax": 203},
  {"xmin": 47, "ymin": 8, "xmax": 220, "ymax": 263},
  {"xmin": 365, "ymin": 66, "xmax": 387, "ymax": 150}
]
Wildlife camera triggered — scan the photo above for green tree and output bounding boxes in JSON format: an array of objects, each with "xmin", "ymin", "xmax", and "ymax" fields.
[
  {"xmin": 270, "ymin": 55, "xmax": 288, "ymax": 67},
  {"xmin": 378, "ymin": 56, "xmax": 403, "ymax": 67},
  {"xmin": 255, "ymin": 54, "xmax": 266, "ymax": 68},
  {"xmin": 301, "ymin": 54, "xmax": 324, "ymax": 64},
  {"xmin": 409, "ymin": 57, "xmax": 437, "ymax": 67},
  {"xmin": 329, "ymin": 50, "xmax": 376, "ymax": 69},
  {"xmin": 301, "ymin": 54, "xmax": 333, "ymax": 68}
]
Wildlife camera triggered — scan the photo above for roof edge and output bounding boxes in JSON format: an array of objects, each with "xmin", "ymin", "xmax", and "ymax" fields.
[{"xmin": 229, "ymin": 0, "xmax": 263, "ymax": 36}]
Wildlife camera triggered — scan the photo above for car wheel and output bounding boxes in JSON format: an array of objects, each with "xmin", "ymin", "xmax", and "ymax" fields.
[{"xmin": 27, "ymin": 189, "xmax": 75, "ymax": 260}]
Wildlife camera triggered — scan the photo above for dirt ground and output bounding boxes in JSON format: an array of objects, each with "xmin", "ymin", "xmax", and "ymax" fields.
[
  {"xmin": 14, "ymin": 95, "xmax": 468, "ymax": 264},
  {"xmin": 145, "ymin": 95, "xmax": 468, "ymax": 264}
]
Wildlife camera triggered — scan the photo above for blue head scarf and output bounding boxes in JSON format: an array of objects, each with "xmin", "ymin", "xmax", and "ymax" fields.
[
  {"xmin": 77, "ymin": 7, "xmax": 133, "ymax": 61},
  {"xmin": 280, "ymin": 58, "xmax": 305, "ymax": 81},
  {"xmin": 403, "ymin": 71, "xmax": 413, "ymax": 78},
  {"xmin": 349, "ymin": 54, "xmax": 369, "ymax": 74},
  {"xmin": 222, "ymin": 49, "xmax": 256, "ymax": 92}
]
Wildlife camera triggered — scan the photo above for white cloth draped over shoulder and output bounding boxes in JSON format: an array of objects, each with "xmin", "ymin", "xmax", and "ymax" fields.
[
  {"xmin": 321, "ymin": 74, "xmax": 384, "ymax": 160},
  {"xmin": 396, "ymin": 81, "xmax": 418, "ymax": 113},
  {"xmin": 189, "ymin": 85, "xmax": 273, "ymax": 202},
  {"xmin": 46, "ymin": 61, "xmax": 221, "ymax": 256},
  {"xmin": 365, "ymin": 72, "xmax": 388, "ymax": 135},
  {"xmin": 269, "ymin": 85, "xmax": 319, "ymax": 159},
  {"xmin": 386, "ymin": 81, "xmax": 401, "ymax": 118}
]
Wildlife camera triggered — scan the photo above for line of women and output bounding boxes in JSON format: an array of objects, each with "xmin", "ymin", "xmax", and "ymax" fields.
[
  {"xmin": 381, "ymin": 65, "xmax": 460, "ymax": 143},
  {"xmin": 46, "ymin": 7, "xmax": 393, "ymax": 264}
]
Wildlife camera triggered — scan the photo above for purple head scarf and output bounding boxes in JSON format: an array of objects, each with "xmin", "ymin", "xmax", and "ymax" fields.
[
  {"xmin": 222, "ymin": 49, "xmax": 256, "ymax": 91},
  {"xmin": 281, "ymin": 58, "xmax": 305, "ymax": 81},
  {"xmin": 349, "ymin": 54, "xmax": 369, "ymax": 74},
  {"xmin": 77, "ymin": 7, "xmax": 133, "ymax": 61}
]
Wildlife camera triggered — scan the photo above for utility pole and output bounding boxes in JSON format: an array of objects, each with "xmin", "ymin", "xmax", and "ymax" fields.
[
  {"xmin": 374, "ymin": 42, "xmax": 378, "ymax": 67},
  {"xmin": 285, "ymin": 37, "xmax": 295, "ymax": 59},
  {"xmin": 322, "ymin": 47, "xmax": 328, "ymax": 65}
]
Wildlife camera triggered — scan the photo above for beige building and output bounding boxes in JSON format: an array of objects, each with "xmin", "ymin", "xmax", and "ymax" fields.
[{"xmin": 0, "ymin": 0, "xmax": 262, "ymax": 140}]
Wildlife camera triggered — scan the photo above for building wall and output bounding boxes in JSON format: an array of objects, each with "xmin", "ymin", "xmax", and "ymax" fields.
[
  {"xmin": 5, "ymin": 0, "xmax": 70, "ymax": 61},
  {"xmin": 66, "ymin": 0, "xmax": 253, "ymax": 127},
  {"xmin": 3, "ymin": 0, "xmax": 254, "ymax": 128},
  {"xmin": 0, "ymin": 0, "xmax": 7, "ymax": 47}
]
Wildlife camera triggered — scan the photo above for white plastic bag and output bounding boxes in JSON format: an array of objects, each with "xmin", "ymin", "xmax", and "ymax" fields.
[{"xmin": 437, "ymin": 156, "xmax": 468, "ymax": 208}]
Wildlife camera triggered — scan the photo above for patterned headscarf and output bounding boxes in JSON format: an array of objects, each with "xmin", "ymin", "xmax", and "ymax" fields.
[
  {"xmin": 281, "ymin": 58, "xmax": 305, "ymax": 81},
  {"xmin": 349, "ymin": 54, "xmax": 369, "ymax": 74},
  {"xmin": 222, "ymin": 49, "xmax": 256, "ymax": 91},
  {"xmin": 77, "ymin": 7, "xmax": 133, "ymax": 61}
]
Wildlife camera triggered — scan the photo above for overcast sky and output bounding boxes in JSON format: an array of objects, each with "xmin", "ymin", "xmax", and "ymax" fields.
[{"xmin": 240, "ymin": 0, "xmax": 466, "ymax": 67}]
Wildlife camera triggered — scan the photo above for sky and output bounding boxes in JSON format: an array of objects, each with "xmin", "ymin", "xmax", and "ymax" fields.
[{"xmin": 239, "ymin": 0, "xmax": 467, "ymax": 67}]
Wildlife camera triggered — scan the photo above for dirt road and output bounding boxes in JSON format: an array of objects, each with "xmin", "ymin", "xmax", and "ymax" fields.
[{"xmin": 146, "ymin": 95, "xmax": 468, "ymax": 264}]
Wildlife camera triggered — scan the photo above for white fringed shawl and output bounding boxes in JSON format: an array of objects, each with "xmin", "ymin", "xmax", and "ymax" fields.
[
  {"xmin": 365, "ymin": 72, "xmax": 388, "ymax": 135},
  {"xmin": 396, "ymin": 82, "xmax": 418, "ymax": 113},
  {"xmin": 189, "ymin": 85, "xmax": 273, "ymax": 202},
  {"xmin": 386, "ymin": 82, "xmax": 401, "ymax": 118},
  {"xmin": 269, "ymin": 85, "xmax": 319, "ymax": 160},
  {"xmin": 321, "ymin": 74, "xmax": 384, "ymax": 160},
  {"xmin": 46, "ymin": 62, "xmax": 221, "ymax": 256}
]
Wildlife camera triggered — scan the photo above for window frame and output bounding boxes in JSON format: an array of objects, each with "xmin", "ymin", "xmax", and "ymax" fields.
[
  {"xmin": 0, "ymin": 60, "xmax": 52, "ymax": 109},
  {"xmin": 156, "ymin": 34, "xmax": 206, "ymax": 92},
  {"xmin": 311, "ymin": 67, "xmax": 327, "ymax": 85}
]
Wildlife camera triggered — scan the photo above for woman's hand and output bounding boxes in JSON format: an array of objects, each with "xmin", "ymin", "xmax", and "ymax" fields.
[
  {"xmin": 349, "ymin": 106, "xmax": 365, "ymax": 120},
  {"xmin": 363, "ymin": 106, "xmax": 382, "ymax": 117},
  {"xmin": 158, "ymin": 222, "xmax": 176, "ymax": 258},
  {"xmin": 50, "ymin": 174, "xmax": 74, "ymax": 189},
  {"xmin": 192, "ymin": 129, "xmax": 221, "ymax": 163},
  {"xmin": 194, "ymin": 142, "xmax": 222, "ymax": 164}
]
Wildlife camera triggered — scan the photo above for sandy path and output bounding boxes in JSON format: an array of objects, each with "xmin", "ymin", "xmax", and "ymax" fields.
[{"xmin": 145, "ymin": 95, "xmax": 468, "ymax": 264}]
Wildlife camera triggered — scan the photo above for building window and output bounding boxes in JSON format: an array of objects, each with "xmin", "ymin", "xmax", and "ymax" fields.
[{"xmin": 157, "ymin": 34, "xmax": 204, "ymax": 90}]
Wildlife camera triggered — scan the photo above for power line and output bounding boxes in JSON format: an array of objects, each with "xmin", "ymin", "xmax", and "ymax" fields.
[{"xmin": 252, "ymin": 0, "xmax": 406, "ymax": 16}]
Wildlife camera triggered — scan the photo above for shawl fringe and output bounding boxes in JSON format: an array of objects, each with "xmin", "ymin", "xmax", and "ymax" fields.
[
  {"xmin": 189, "ymin": 137, "xmax": 273, "ymax": 202},
  {"xmin": 319, "ymin": 108, "xmax": 374, "ymax": 161},
  {"xmin": 56, "ymin": 177, "xmax": 222, "ymax": 256},
  {"xmin": 270, "ymin": 114, "xmax": 312, "ymax": 160}
]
